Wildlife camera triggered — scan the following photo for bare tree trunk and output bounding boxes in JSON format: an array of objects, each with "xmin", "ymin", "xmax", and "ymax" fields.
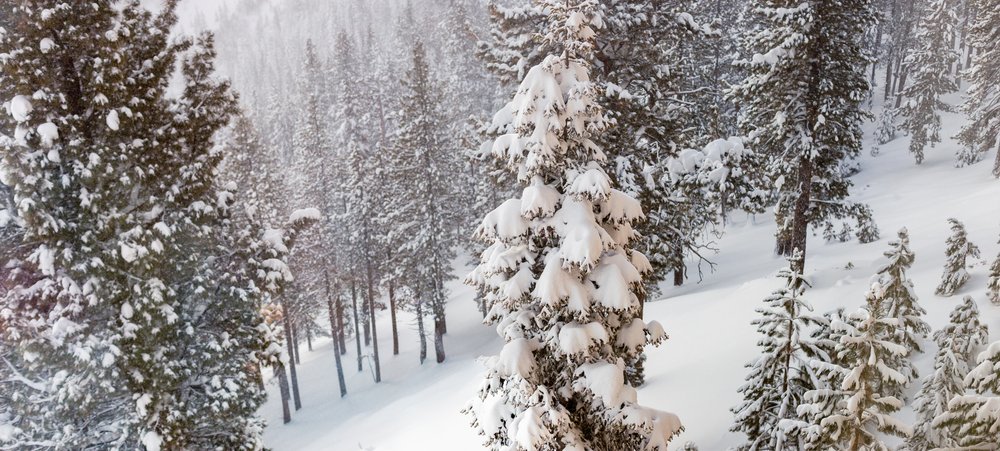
[
  {"xmin": 366, "ymin": 266, "xmax": 382, "ymax": 383},
  {"xmin": 273, "ymin": 364, "xmax": 291, "ymax": 424},
  {"xmin": 325, "ymin": 270, "xmax": 347, "ymax": 397},
  {"xmin": 292, "ymin": 324, "xmax": 302, "ymax": 365},
  {"xmin": 351, "ymin": 281, "xmax": 363, "ymax": 372},
  {"xmin": 416, "ymin": 300, "xmax": 427, "ymax": 364},
  {"xmin": 281, "ymin": 306, "xmax": 302, "ymax": 411},
  {"xmin": 389, "ymin": 282, "xmax": 400, "ymax": 356},
  {"xmin": 305, "ymin": 325, "xmax": 313, "ymax": 352},
  {"xmin": 434, "ymin": 314, "xmax": 446, "ymax": 364},
  {"xmin": 363, "ymin": 315, "xmax": 371, "ymax": 347},
  {"xmin": 893, "ymin": 69, "xmax": 909, "ymax": 108},
  {"xmin": 790, "ymin": 155, "xmax": 813, "ymax": 274},
  {"xmin": 336, "ymin": 294, "xmax": 346, "ymax": 355}
]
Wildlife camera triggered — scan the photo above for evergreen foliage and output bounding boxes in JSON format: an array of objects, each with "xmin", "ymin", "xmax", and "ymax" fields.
[{"xmin": 935, "ymin": 218, "xmax": 980, "ymax": 296}]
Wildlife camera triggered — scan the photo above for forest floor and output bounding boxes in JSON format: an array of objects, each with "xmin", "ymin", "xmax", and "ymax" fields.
[{"xmin": 260, "ymin": 92, "xmax": 1000, "ymax": 450}]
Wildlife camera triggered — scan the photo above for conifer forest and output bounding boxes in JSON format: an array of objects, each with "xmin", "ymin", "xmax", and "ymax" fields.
[{"xmin": 2, "ymin": 0, "xmax": 1000, "ymax": 449}]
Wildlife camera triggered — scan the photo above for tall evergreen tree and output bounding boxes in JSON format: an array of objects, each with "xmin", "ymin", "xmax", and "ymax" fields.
[
  {"xmin": 465, "ymin": 1, "xmax": 681, "ymax": 448},
  {"xmin": 800, "ymin": 282, "xmax": 911, "ymax": 449},
  {"xmin": 388, "ymin": 40, "xmax": 459, "ymax": 364},
  {"xmin": 875, "ymin": 227, "xmax": 928, "ymax": 384},
  {"xmin": 0, "ymin": 2, "xmax": 311, "ymax": 448},
  {"xmin": 935, "ymin": 339, "xmax": 1000, "ymax": 447},
  {"xmin": 732, "ymin": 0, "xmax": 880, "ymax": 270},
  {"xmin": 954, "ymin": 0, "xmax": 1000, "ymax": 174},
  {"xmin": 478, "ymin": 0, "xmax": 758, "ymax": 293},
  {"xmin": 905, "ymin": 296, "xmax": 987, "ymax": 450},
  {"xmin": 731, "ymin": 255, "xmax": 826, "ymax": 450},
  {"xmin": 897, "ymin": 0, "xmax": 958, "ymax": 164},
  {"xmin": 935, "ymin": 218, "xmax": 980, "ymax": 296}
]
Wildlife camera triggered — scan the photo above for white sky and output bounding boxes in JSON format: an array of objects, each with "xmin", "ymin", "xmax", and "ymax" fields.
[{"xmin": 140, "ymin": 0, "xmax": 238, "ymax": 32}]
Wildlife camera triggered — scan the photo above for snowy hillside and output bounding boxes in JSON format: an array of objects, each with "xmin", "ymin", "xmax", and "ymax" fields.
[{"xmin": 259, "ymin": 94, "xmax": 1000, "ymax": 450}]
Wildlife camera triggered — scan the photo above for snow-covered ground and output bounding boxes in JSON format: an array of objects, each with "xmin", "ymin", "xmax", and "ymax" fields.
[{"xmin": 260, "ymin": 93, "xmax": 1000, "ymax": 450}]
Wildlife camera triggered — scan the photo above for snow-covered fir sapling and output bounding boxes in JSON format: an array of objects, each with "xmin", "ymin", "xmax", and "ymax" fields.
[
  {"xmin": 905, "ymin": 296, "xmax": 988, "ymax": 450},
  {"xmin": 935, "ymin": 218, "xmax": 981, "ymax": 296},
  {"xmin": 987, "ymin": 235, "xmax": 1000, "ymax": 304},
  {"xmin": 731, "ymin": 253, "xmax": 826, "ymax": 451},
  {"xmin": 897, "ymin": 0, "xmax": 958, "ymax": 164},
  {"xmin": 871, "ymin": 104, "xmax": 898, "ymax": 155},
  {"xmin": 465, "ymin": 1, "xmax": 682, "ymax": 449},
  {"xmin": 954, "ymin": 1, "xmax": 1000, "ymax": 174},
  {"xmin": 876, "ymin": 228, "xmax": 929, "ymax": 384},
  {"xmin": 934, "ymin": 339, "xmax": 1000, "ymax": 447},
  {"xmin": 799, "ymin": 281, "xmax": 911, "ymax": 449}
]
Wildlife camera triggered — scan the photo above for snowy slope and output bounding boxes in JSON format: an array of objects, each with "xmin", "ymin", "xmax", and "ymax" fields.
[{"xmin": 261, "ymin": 92, "xmax": 1000, "ymax": 450}]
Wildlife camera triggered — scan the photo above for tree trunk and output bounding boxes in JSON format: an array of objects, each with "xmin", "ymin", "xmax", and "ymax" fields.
[
  {"xmin": 325, "ymin": 271, "xmax": 347, "ymax": 397},
  {"xmin": 893, "ymin": 66, "xmax": 910, "ymax": 109},
  {"xmin": 282, "ymin": 311, "xmax": 302, "ymax": 410},
  {"xmin": 273, "ymin": 363, "xmax": 292, "ymax": 424},
  {"xmin": 363, "ymin": 315, "xmax": 371, "ymax": 347},
  {"xmin": 305, "ymin": 325, "xmax": 313, "ymax": 352},
  {"xmin": 336, "ymin": 294, "xmax": 347, "ymax": 355},
  {"xmin": 416, "ymin": 300, "xmax": 427, "ymax": 364},
  {"xmin": 351, "ymin": 281, "xmax": 363, "ymax": 372},
  {"xmin": 292, "ymin": 324, "xmax": 301, "ymax": 365},
  {"xmin": 434, "ymin": 314, "xmax": 446, "ymax": 364},
  {"xmin": 366, "ymin": 267, "xmax": 382, "ymax": 383},
  {"xmin": 389, "ymin": 282, "xmax": 400, "ymax": 356},
  {"xmin": 673, "ymin": 265, "xmax": 684, "ymax": 287},
  {"xmin": 883, "ymin": 48, "xmax": 895, "ymax": 100},
  {"xmin": 790, "ymin": 155, "xmax": 813, "ymax": 275}
]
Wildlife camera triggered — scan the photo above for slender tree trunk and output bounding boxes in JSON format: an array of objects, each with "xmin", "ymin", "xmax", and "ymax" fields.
[
  {"xmin": 389, "ymin": 282, "xmax": 400, "ymax": 356},
  {"xmin": 366, "ymin": 266, "xmax": 382, "ymax": 382},
  {"xmin": 363, "ymin": 315, "xmax": 371, "ymax": 347},
  {"xmin": 325, "ymin": 270, "xmax": 347, "ymax": 397},
  {"xmin": 351, "ymin": 281, "xmax": 362, "ymax": 372},
  {"xmin": 416, "ymin": 300, "xmax": 427, "ymax": 364},
  {"xmin": 281, "ymin": 307, "xmax": 302, "ymax": 410},
  {"xmin": 894, "ymin": 65, "xmax": 910, "ymax": 109},
  {"xmin": 336, "ymin": 293, "xmax": 346, "ymax": 355},
  {"xmin": 292, "ymin": 324, "xmax": 302, "ymax": 365},
  {"xmin": 883, "ymin": 47, "xmax": 895, "ymax": 101},
  {"xmin": 305, "ymin": 325, "xmax": 313, "ymax": 352},
  {"xmin": 273, "ymin": 364, "xmax": 291, "ymax": 424}
]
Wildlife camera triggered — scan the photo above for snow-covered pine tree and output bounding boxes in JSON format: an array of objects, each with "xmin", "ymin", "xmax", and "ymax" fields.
[
  {"xmin": 905, "ymin": 340, "xmax": 964, "ymax": 450},
  {"xmin": 0, "ymin": 3, "xmax": 311, "ymax": 448},
  {"xmin": 872, "ymin": 103, "xmax": 899, "ymax": 151},
  {"xmin": 799, "ymin": 282, "xmax": 911, "ymax": 449},
  {"xmin": 935, "ymin": 218, "xmax": 981, "ymax": 296},
  {"xmin": 954, "ymin": 0, "xmax": 1000, "ymax": 174},
  {"xmin": 876, "ymin": 228, "xmax": 929, "ymax": 367},
  {"xmin": 732, "ymin": 0, "xmax": 880, "ymax": 269},
  {"xmin": 937, "ymin": 295, "xmax": 990, "ymax": 366},
  {"xmin": 905, "ymin": 296, "xmax": 987, "ymax": 450},
  {"xmin": 897, "ymin": 0, "xmax": 958, "ymax": 164},
  {"xmin": 479, "ymin": 0, "xmax": 755, "ymax": 294},
  {"xmin": 988, "ymin": 240, "xmax": 1000, "ymax": 304},
  {"xmin": 388, "ymin": 39, "xmax": 460, "ymax": 364},
  {"xmin": 731, "ymin": 254, "xmax": 826, "ymax": 450},
  {"xmin": 465, "ymin": 1, "xmax": 681, "ymax": 448},
  {"xmin": 934, "ymin": 339, "xmax": 1000, "ymax": 447}
]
